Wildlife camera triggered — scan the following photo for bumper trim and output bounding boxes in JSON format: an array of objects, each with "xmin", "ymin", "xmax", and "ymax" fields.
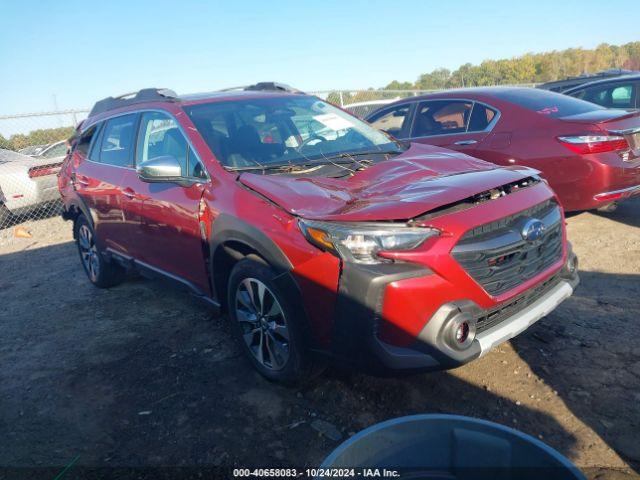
[
  {"xmin": 476, "ymin": 279, "xmax": 574, "ymax": 356},
  {"xmin": 594, "ymin": 184, "xmax": 640, "ymax": 202}
]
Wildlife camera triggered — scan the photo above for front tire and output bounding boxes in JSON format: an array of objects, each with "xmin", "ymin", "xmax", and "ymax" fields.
[
  {"xmin": 74, "ymin": 215, "xmax": 124, "ymax": 288},
  {"xmin": 227, "ymin": 258, "xmax": 317, "ymax": 384}
]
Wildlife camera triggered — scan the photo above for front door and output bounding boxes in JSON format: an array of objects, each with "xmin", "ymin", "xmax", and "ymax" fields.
[{"xmin": 125, "ymin": 111, "xmax": 211, "ymax": 295}]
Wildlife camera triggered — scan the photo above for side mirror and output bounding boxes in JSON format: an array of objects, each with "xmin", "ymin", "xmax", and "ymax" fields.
[{"xmin": 137, "ymin": 155, "xmax": 183, "ymax": 183}]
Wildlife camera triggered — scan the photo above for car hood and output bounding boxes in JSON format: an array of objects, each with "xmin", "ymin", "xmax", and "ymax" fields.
[{"xmin": 238, "ymin": 143, "xmax": 539, "ymax": 222}]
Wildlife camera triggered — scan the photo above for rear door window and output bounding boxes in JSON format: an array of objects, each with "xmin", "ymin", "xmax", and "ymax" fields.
[
  {"xmin": 88, "ymin": 123, "xmax": 104, "ymax": 161},
  {"xmin": 467, "ymin": 103, "xmax": 498, "ymax": 132},
  {"xmin": 98, "ymin": 114, "xmax": 137, "ymax": 167},
  {"xmin": 76, "ymin": 124, "xmax": 99, "ymax": 156}
]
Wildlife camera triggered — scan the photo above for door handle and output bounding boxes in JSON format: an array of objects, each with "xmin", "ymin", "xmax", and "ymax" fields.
[{"xmin": 453, "ymin": 140, "xmax": 478, "ymax": 146}]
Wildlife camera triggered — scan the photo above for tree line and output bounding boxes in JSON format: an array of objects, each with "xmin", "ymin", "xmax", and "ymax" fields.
[
  {"xmin": 0, "ymin": 127, "xmax": 75, "ymax": 152},
  {"xmin": 385, "ymin": 42, "xmax": 640, "ymax": 90}
]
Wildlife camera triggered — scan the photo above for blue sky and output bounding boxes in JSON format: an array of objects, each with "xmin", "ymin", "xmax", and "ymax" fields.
[{"xmin": 1, "ymin": 0, "xmax": 639, "ymax": 114}]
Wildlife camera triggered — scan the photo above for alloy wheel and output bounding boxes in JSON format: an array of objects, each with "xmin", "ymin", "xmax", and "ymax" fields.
[
  {"xmin": 78, "ymin": 224, "xmax": 100, "ymax": 282},
  {"xmin": 235, "ymin": 278, "xmax": 290, "ymax": 370}
]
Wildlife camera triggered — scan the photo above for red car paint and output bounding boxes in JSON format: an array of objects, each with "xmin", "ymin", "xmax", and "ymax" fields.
[
  {"xmin": 239, "ymin": 143, "xmax": 539, "ymax": 221},
  {"xmin": 59, "ymin": 89, "xmax": 578, "ymax": 373},
  {"xmin": 366, "ymin": 87, "xmax": 640, "ymax": 212}
]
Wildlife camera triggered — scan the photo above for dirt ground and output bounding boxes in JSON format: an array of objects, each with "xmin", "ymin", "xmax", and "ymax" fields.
[{"xmin": 0, "ymin": 199, "xmax": 639, "ymax": 479}]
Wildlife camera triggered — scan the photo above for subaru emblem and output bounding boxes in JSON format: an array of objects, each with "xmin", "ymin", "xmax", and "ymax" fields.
[{"xmin": 521, "ymin": 218, "xmax": 546, "ymax": 242}]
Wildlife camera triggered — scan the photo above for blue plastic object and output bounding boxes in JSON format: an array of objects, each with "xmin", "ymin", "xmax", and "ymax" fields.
[{"xmin": 321, "ymin": 414, "xmax": 585, "ymax": 480}]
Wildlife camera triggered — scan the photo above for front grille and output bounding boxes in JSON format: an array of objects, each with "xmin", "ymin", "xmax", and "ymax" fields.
[
  {"xmin": 476, "ymin": 273, "xmax": 562, "ymax": 333},
  {"xmin": 452, "ymin": 200, "xmax": 563, "ymax": 296}
]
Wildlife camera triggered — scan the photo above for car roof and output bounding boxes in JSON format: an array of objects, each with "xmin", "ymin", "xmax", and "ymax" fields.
[
  {"xmin": 562, "ymin": 74, "xmax": 640, "ymax": 93},
  {"xmin": 82, "ymin": 90, "xmax": 304, "ymax": 130},
  {"xmin": 178, "ymin": 89, "xmax": 294, "ymax": 102},
  {"xmin": 537, "ymin": 69, "xmax": 639, "ymax": 91},
  {"xmin": 384, "ymin": 86, "xmax": 540, "ymax": 104},
  {"xmin": 86, "ymin": 83, "xmax": 305, "ymax": 120},
  {"xmin": 365, "ymin": 86, "xmax": 586, "ymax": 120}
]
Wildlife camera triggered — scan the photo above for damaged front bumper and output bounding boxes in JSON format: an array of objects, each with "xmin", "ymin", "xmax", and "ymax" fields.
[{"xmin": 329, "ymin": 250, "xmax": 579, "ymax": 375}]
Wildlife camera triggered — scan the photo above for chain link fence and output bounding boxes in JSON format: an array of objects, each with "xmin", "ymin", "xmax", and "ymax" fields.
[
  {"xmin": 312, "ymin": 89, "xmax": 437, "ymax": 117},
  {"xmin": 0, "ymin": 109, "xmax": 89, "ymax": 244},
  {"xmin": 0, "ymin": 87, "xmax": 529, "ymax": 245}
]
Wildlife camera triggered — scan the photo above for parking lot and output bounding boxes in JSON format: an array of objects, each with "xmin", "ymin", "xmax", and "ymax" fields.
[{"xmin": 0, "ymin": 199, "xmax": 639, "ymax": 478}]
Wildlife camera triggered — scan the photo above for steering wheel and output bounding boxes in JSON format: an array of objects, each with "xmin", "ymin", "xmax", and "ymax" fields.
[{"xmin": 298, "ymin": 134, "xmax": 328, "ymax": 151}]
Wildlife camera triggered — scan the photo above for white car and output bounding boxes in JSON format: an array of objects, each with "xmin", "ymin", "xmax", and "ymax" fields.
[
  {"xmin": 31, "ymin": 140, "xmax": 69, "ymax": 160},
  {"xmin": 0, "ymin": 148, "xmax": 65, "ymax": 227}
]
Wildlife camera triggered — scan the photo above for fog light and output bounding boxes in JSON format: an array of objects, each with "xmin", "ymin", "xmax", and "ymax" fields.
[
  {"xmin": 447, "ymin": 314, "xmax": 476, "ymax": 350},
  {"xmin": 456, "ymin": 322, "xmax": 470, "ymax": 344},
  {"xmin": 566, "ymin": 254, "xmax": 578, "ymax": 275}
]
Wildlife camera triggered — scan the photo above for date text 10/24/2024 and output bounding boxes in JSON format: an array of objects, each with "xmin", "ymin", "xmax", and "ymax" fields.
[{"xmin": 233, "ymin": 468, "xmax": 401, "ymax": 478}]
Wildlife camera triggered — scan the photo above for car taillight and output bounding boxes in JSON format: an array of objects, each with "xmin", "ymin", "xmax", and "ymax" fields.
[
  {"xmin": 557, "ymin": 135, "xmax": 629, "ymax": 154},
  {"xmin": 28, "ymin": 164, "xmax": 61, "ymax": 178}
]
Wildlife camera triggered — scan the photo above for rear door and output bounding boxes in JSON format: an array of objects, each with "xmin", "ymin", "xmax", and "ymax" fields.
[
  {"xmin": 123, "ymin": 110, "xmax": 211, "ymax": 295},
  {"xmin": 73, "ymin": 114, "xmax": 138, "ymax": 255},
  {"xmin": 408, "ymin": 99, "xmax": 497, "ymax": 154}
]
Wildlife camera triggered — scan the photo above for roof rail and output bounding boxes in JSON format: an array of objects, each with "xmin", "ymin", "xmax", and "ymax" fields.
[
  {"xmin": 89, "ymin": 88, "xmax": 178, "ymax": 117},
  {"xmin": 216, "ymin": 82, "xmax": 303, "ymax": 94},
  {"xmin": 245, "ymin": 82, "xmax": 303, "ymax": 93}
]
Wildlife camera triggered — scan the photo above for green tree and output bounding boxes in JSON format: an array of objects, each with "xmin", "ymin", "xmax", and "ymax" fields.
[
  {"xmin": 1, "ymin": 126, "xmax": 75, "ymax": 152},
  {"xmin": 389, "ymin": 41, "xmax": 640, "ymax": 90},
  {"xmin": 385, "ymin": 80, "xmax": 414, "ymax": 90},
  {"xmin": 0, "ymin": 133, "xmax": 10, "ymax": 150}
]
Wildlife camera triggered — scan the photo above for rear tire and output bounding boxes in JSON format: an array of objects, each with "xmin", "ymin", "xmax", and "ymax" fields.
[
  {"xmin": 74, "ymin": 215, "xmax": 124, "ymax": 288},
  {"xmin": 227, "ymin": 258, "xmax": 320, "ymax": 385},
  {"xmin": 596, "ymin": 202, "xmax": 618, "ymax": 213}
]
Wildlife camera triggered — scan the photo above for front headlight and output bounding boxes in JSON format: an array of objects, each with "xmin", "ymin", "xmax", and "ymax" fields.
[{"xmin": 299, "ymin": 219, "xmax": 439, "ymax": 264}]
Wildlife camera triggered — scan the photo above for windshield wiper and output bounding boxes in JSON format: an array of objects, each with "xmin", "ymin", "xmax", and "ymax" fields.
[
  {"xmin": 226, "ymin": 149, "xmax": 403, "ymax": 173},
  {"xmin": 308, "ymin": 149, "xmax": 402, "ymax": 162},
  {"xmin": 226, "ymin": 163, "xmax": 299, "ymax": 172}
]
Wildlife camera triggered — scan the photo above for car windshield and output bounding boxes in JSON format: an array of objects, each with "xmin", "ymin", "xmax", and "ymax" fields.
[
  {"xmin": 493, "ymin": 88, "xmax": 606, "ymax": 118},
  {"xmin": 184, "ymin": 95, "xmax": 403, "ymax": 170}
]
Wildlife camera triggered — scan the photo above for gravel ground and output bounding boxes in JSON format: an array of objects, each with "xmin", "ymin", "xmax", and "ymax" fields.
[{"xmin": 0, "ymin": 200, "xmax": 639, "ymax": 478}]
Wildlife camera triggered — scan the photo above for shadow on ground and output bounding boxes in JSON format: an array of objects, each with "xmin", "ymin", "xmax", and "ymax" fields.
[
  {"xmin": 0, "ymin": 237, "xmax": 637, "ymax": 478},
  {"xmin": 512, "ymin": 269, "xmax": 640, "ymax": 472},
  {"xmin": 567, "ymin": 197, "xmax": 640, "ymax": 229}
]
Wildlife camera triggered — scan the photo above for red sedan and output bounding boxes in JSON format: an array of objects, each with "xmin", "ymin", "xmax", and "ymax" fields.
[{"xmin": 366, "ymin": 87, "xmax": 640, "ymax": 212}]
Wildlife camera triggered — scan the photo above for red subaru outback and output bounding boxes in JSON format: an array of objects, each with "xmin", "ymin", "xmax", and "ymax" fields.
[{"xmin": 59, "ymin": 83, "xmax": 579, "ymax": 383}]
